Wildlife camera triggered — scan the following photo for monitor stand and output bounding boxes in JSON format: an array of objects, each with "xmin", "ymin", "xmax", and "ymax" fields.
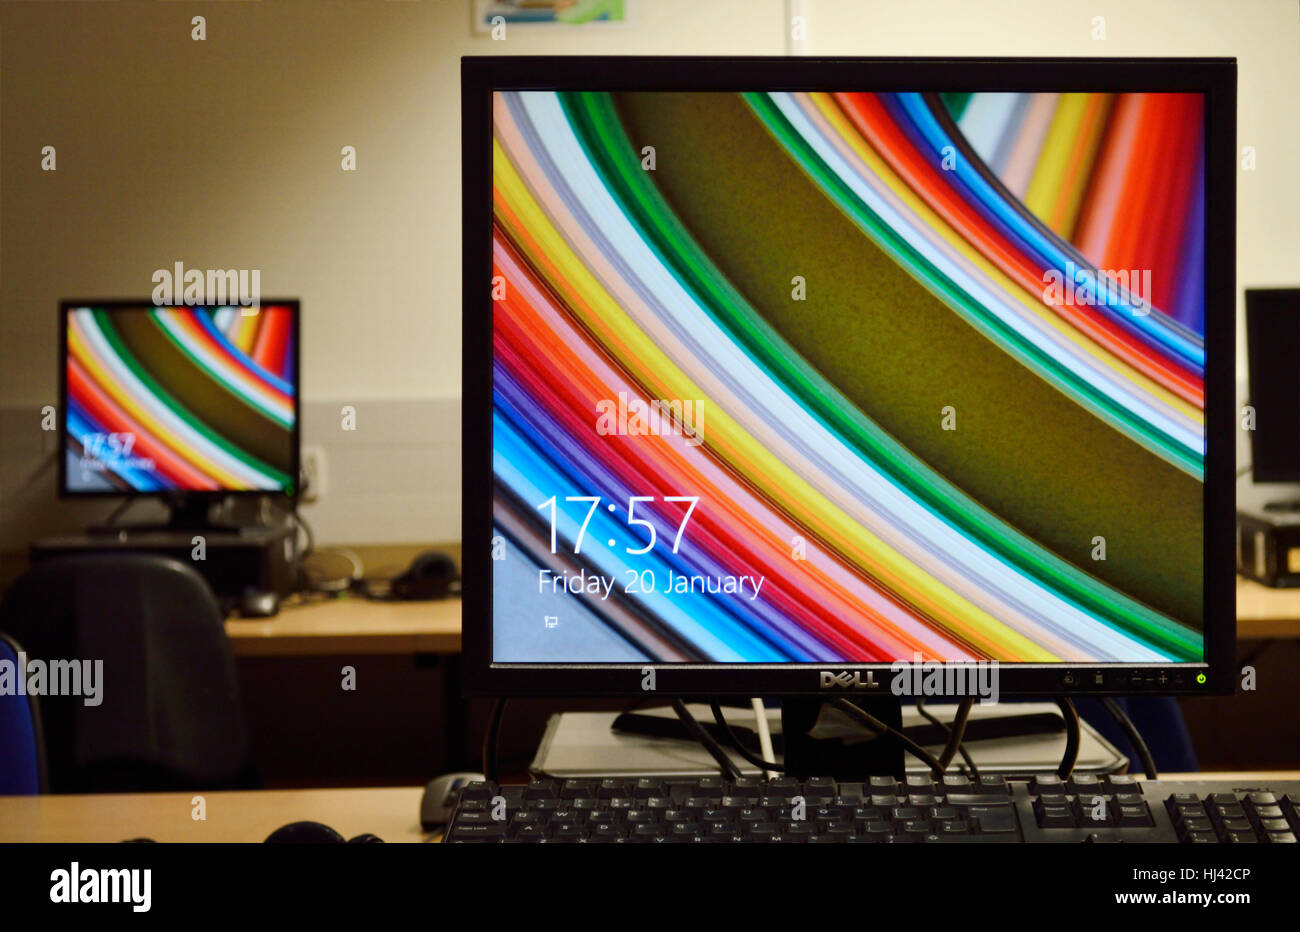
[
  {"xmin": 87, "ymin": 495, "xmax": 241, "ymax": 536},
  {"xmin": 780, "ymin": 695, "xmax": 905, "ymax": 779}
]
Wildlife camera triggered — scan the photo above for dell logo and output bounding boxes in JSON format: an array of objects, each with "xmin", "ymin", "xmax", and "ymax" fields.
[{"xmin": 819, "ymin": 671, "xmax": 878, "ymax": 689}]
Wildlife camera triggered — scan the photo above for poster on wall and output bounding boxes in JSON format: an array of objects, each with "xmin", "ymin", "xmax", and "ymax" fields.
[{"xmin": 472, "ymin": 0, "xmax": 633, "ymax": 34}]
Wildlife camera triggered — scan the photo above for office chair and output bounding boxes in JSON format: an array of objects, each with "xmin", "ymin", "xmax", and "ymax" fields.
[
  {"xmin": 0, "ymin": 632, "xmax": 48, "ymax": 794},
  {"xmin": 0, "ymin": 554, "xmax": 253, "ymax": 793}
]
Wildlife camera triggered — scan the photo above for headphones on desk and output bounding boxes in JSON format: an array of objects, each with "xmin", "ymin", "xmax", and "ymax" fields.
[{"xmin": 383, "ymin": 550, "xmax": 461, "ymax": 601}]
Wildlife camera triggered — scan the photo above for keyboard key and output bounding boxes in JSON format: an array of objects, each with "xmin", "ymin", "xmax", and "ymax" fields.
[
  {"xmin": 633, "ymin": 778, "xmax": 664, "ymax": 798},
  {"xmin": 1037, "ymin": 806, "xmax": 1075, "ymax": 828},
  {"xmin": 805, "ymin": 776, "xmax": 835, "ymax": 794},
  {"xmin": 868, "ymin": 776, "xmax": 899, "ymax": 793},
  {"xmin": 969, "ymin": 806, "xmax": 1016, "ymax": 834},
  {"xmin": 1031, "ymin": 775, "xmax": 1063, "ymax": 794},
  {"xmin": 448, "ymin": 822, "xmax": 506, "ymax": 841},
  {"xmin": 1070, "ymin": 775, "xmax": 1102, "ymax": 794},
  {"xmin": 767, "ymin": 777, "xmax": 801, "ymax": 798},
  {"xmin": 597, "ymin": 779, "xmax": 630, "ymax": 798},
  {"xmin": 460, "ymin": 781, "xmax": 498, "ymax": 801},
  {"xmin": 1119, "ymin": 805, "xmax": 1152, "ymax": 827},
  {"xmin": 561, "ymin": 779, "xmax": 594, "ymax": 799}
]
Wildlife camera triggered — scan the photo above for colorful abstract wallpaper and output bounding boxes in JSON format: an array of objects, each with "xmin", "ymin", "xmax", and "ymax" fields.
[
  {"xmin": 491, "ymin": 90, "xmax": 1205, "ymax": 664},
  {"xmin": 65, "ymin": 305, "xmax": 296, "ymax": 493}
]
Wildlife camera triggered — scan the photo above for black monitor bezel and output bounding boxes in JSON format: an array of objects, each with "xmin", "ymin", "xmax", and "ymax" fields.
[
  {"xmin": 58, "ymin": 298, "xmax": 302, "ymax": 502},
  {"xmin": 1244, "ymin": 287, "xmax": 1300, "ymax": 483},
  {"xmin": 463, "ymin": 56, "xmax": 1236, "ymax": 697}
]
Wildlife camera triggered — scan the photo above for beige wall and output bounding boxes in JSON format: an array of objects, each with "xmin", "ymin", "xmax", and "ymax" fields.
[
  {"xmin": 0, "ymin": 0, "xmax": 786, "ymax": 409},
  {"xmin": 0, "ymin": 0, "xmax": 1295, "ymax": 547}
]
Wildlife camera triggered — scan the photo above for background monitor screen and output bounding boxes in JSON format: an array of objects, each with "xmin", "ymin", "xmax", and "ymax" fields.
[
  {"xmin": 490, "ymin": 89, "xmax": 1206, "ymax": 665},
  {"xmin": 1245, "ymin": 289, "xmax": 1300, "ymax": 483},
  {"xmin": 63, "ymin": 302, "xmax": 298, "ymax": 495}
]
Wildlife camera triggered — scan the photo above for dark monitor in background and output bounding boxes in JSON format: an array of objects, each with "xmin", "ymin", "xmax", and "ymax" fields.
[
  {"xmin": 59, "ymin": 300, "xmax": 300, "ymax": 530},
  {"xmin": 462, "ymin": 56, "xmax": 1237, "ymax": 715},
  {"xmin": 1245, "ymin": 288, "xmax": 1300, "ymax": 487}
]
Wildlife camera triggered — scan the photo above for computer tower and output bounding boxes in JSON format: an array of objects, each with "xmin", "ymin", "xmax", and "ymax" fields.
[{"xmin": 1236, "ymin": 507, "xmax": 1300, "ymax": 587}]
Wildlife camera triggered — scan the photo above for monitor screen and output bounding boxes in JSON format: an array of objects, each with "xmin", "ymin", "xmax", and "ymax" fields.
[
  {"xmin": 1245, "ymin": 288, "xmax": 1300, "ymax": 483},
  {"xmin": 62, "ymin": 302, "xmax": 298, "ymax": 495},
  {"xmin": 487, "ymin": 83, "xmax": 1210, "ymax": 669}
]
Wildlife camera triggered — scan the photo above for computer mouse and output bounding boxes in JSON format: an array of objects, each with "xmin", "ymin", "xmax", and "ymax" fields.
[
  {"xmin": 265, "ymin": 821, "xmax": 346, "ymax": 843},
  {"xmin": 420, "ymin": 771, "xmax": 486, "ymax": 829},
  {"xmin": 240, "ymin": 588, "xmax": 280, "ymax": 618}
]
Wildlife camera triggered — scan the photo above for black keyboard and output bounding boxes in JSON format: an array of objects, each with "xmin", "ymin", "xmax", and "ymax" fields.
[{"xmin": 443, "ymin": 775, "xmax": 1300, "ymax": 843}]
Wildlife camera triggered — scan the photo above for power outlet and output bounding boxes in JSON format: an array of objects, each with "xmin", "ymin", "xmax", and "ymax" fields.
[{"xmin": 301, "ymin": 445, "xmax": 326, "ymax": 503}]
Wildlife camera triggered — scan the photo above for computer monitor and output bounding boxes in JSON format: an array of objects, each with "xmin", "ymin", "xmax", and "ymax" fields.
[
  {"xmin": 463, "ymin": 57, "xmax": 1236, "ymax": 700},
  {"xmin": 1245, "ymin": 288, "xmax": 1300, "ymax": 485},
  {"xmin": 60, "ymin": 299, "xmax": 300, "ymax": 527}
]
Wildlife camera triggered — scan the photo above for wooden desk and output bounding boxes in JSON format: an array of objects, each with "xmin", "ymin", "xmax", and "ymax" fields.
[
  {"xmin": 0, "ymin": 787, "xmax": 433, "ymax": 843},
  {"xmin": 224, "ymin": 597, "xmax": 461, "ymax": 657},
  {"xmin": 4, "ymin": 773, "xmax": 1297, "ymax": 843},
  {"xmin": 1237, "ymin": 576, "xmax": 1300, "ymax": 638}
]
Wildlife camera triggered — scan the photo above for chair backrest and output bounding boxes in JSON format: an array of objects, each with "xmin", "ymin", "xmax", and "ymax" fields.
[
  {"xmin": 0, "ymin": 553, "xmax": 250, "ymax": 792},
  {"xmin": 0, "ymin": 632, "xmax": 47, "ymax": 795}
]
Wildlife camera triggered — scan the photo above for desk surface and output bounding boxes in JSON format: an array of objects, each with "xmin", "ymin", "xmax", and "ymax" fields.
[
  {"xmin": 0, "ymin": 787, "xmax": 432, "ymax": 843},
  {"xmin": 4, "ymin": 774, "xmax": 1297, "ymax": 843},
  {"xmin": 1236, "ymin": 576, "xmax": 1300, "ymax": 636},
  {"xmin": 224, "ymin": 596, "xmax": 460, "ymax": 656}
]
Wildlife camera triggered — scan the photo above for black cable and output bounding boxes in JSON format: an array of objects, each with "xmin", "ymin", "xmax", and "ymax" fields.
[
  {"xmin": 1101, "ymin": 698, "xmax": 1158, "ymax": 780},
  {"xmin": 936, "ymin": 698, "xmax": 974, "ymax": 771},
  {"xmin": 673, "ymin": 700, "xmax": 741, "ymax": 780},
  {"xmin": 709, "ymin": 701, "xmax": 785, "ymax": 773},
  {"xmin": 293, "ymin": 506, "xmax": 315, "ymax": 559},
  {"xmin": 1055, "ymin": 697, "xmax": 1080, "ymax": 780},
  {"xmin": 916, "ymin": 697, "xmax": 979, "ymax": 779},
  {"xmin": 102, "ymin": 498, "xmax": 134, "ymax": 527},
  {"xmin": 482, "ymin": 698, "xmax": 506, "ymax": 785},
  {"xmin": 832, "ymin": 698, "xmax": 946, "ymax": 776}
]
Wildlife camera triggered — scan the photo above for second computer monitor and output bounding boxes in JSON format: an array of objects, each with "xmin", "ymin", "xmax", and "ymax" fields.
[{"xmin": 61, "ymin": 300, "xmax": 299, "ymax": 497}]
